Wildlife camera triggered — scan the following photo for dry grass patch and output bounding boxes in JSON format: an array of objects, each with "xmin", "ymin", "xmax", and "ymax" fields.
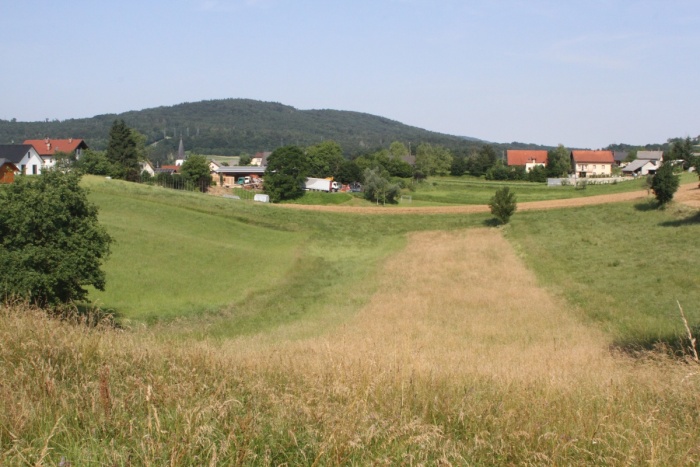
[{"xmin": 269, "ymin": 229, "xmax": 614, "ymax": 386}]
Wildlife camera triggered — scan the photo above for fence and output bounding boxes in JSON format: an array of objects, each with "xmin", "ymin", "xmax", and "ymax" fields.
[{"xmin": 547, "ymin": 176, "xmax": 627, "ymax": 187}]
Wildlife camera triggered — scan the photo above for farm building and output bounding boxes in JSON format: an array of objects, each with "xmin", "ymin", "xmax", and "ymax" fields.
[
  {"xmin": 214, "ymin": 166, "xmax": 266, "ymax": 187},
  {"xmin": 0, "ymin": 159, "xmax": 19, "ymax": 183},
  {"xmin": 622, "ymin": 159, "xmax": 658, "ymax": 176},
  {"xmin": 622, "ymin": 151, "xmax": 663, "ymax": 176},
  {"xmin": 570, "ymin": 150, "xmax": 614, "ymax": 178},
  {"xmin": 506, "ymin": 150, "xmax": 547, "ymax": 172}
]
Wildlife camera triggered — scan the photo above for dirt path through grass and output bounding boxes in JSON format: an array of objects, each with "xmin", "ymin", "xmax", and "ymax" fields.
[{"xmin": 277, "ymin": 181, "xmax": 699, "ymax": 214}]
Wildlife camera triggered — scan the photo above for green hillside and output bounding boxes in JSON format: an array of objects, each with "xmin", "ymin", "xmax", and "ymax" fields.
[{"xmin": 0, "ymin": 98, "xmax": 548, "ymax": 162}]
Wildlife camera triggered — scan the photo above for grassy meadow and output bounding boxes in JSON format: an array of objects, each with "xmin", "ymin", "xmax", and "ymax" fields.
[{"xmin": 1, "ymin": 175, "xmax": 699, "ymax": 464}]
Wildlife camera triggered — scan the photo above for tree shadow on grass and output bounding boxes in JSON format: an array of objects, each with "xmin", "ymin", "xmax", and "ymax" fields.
[
  {"xmin": 633, "ymin": 200, "xmax": 659, "ymax": 212},
  {"xmin": 659, "ymin": 210, "xmax": 700, "ymax": 227},
  {"xmin": 482, "ymin": 217, "xmax": 502, "ymax": 227}
]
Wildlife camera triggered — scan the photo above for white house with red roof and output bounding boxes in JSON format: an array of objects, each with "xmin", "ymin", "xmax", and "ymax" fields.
[
  {"xmin": 506, "ymin": 150, "xmax": 548, "ymax": 172},
  {"xmin": 0, "ymin": 144, "xmax": 44, "ymax": 175},
  {"xmin": 570, "ymin": 150, "xmax": 614, "ymax": 178},
  {"xmin": 24, "ymin": 138, "xmax": 88, "ymax": 170}
]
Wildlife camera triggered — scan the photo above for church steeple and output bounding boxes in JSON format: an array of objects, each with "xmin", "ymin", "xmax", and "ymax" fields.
[{"xmin": 178, "ymin": 137, "xmax": 185, "ymax": 160}]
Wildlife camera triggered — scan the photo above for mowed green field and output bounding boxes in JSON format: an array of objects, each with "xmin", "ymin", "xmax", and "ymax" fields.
[
  {"xmin": 83, "ymin": 174, "xmax": 700, "ymax": 345},
  {"xmin": 84, "ymin": 176, "xmax": 489, "ymax": 331}
]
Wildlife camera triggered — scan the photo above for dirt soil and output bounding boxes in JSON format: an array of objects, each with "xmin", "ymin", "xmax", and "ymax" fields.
[{"xmin": 275, "ymin": 181, "xmax": 700, "ymax": 215}]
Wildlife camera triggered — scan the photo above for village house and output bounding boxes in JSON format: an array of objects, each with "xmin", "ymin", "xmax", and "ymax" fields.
[
  {"xmin": 613, "ymin": 151, "xmax": 628, "ymax": 167},
  {"xmin": 570, "ymin": 150, "xmax": 614, "ymax": 178},
  {"xmin": 0, "ymin": 144, "xmax": 44, "ymax": 175},
  {"xmin": 250, "ymin": 151, "xmax": 271, "ymax": 167},
  {"xmin": 24, "ymin": 138, "xmax": 88, "ymax": 170},
  {"xmin": 506, "ymin": 150, "xmax": 548, "ymax": 172}
]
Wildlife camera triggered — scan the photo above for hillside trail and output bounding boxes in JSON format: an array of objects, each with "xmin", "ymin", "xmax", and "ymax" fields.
[
  {"xmin": 252, "ymin": 228, "xmax": 620, "ymax": 386},
  {"xmin": 276, "ymin": 181, "xmax": 700, "ymax": 215}
]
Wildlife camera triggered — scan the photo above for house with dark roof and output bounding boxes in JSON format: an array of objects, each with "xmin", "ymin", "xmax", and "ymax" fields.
[
  {"xmin": 24, "ymin": 138, "xmax": 88, "ymax": 170},
  {"xmin": 0, "ymin": 159, "xmax": 19, "ymax": 183},
  {"xmin": 506, "ymin": 150, "xmax": 547, "ymax": 172},
  {"xmin": 570, "ymin": 150, "xmax": 614, "ymax": 178},
  {"xmin": 0, "ymin": 144, "xmax": 44, "ymax": 175},
  {"xmin": 612, "ymin": 151, "xmax": 628, "ymax": 166}
]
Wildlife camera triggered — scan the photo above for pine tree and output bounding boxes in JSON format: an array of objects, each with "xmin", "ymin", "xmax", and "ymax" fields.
[{"xmin": 106, "ymin": 119, "xmax": 140, "ymax": 180}]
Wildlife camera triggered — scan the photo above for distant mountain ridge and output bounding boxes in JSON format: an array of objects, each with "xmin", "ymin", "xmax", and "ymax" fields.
[{"xmin": 0, "ymin": 98, "xmax": 550, "ymax": 161}]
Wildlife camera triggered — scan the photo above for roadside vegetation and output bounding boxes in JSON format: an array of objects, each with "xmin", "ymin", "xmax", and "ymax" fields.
[{"xmin": 1, "ymin": 174, "xmax": 699, "ymax": 464}]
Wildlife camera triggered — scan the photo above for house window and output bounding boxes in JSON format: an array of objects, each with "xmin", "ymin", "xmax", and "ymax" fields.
[
  {"xmin": 21, "ymin": 164, "xmax": 26, "ymax": 174},
  {"xmin": 32, "ymin": 165, "xmax": 38, "ymax": 174}
]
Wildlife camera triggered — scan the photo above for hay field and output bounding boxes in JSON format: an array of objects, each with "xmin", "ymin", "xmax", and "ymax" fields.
[{"xmin": 4, "ymin": 228, "xmax": 698, "ymax": 464}]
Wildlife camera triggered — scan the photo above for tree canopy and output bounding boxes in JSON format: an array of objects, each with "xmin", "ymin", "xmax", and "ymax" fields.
[
  {"xmin": 546, "ymin": 145, "xmax": 571, "ymax": 177},
  {"xmin": 264, "ymin": 145, "xmax": 311, "ymax": 202},
  {"xmin": 0, "ymin": 172, "xmax": 112, "ymax": 307},
  {"xmin": 179, "ymin": 154, "xmax": 212, "ymax": 192}
]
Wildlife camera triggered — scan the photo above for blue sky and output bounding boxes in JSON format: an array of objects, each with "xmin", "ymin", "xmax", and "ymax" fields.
[{"xmin": 1, "ymin": 0, "xmax": 698, "ymax": 148}]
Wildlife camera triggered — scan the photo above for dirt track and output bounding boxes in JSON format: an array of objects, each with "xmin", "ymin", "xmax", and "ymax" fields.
[{"xmin": 275, "ymin": 181, "xmax": 700, "ymax": 215}]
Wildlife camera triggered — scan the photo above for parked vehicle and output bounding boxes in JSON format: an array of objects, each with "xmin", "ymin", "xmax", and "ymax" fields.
[{"xmin": 305, "ymin": 177, "xmax": 340, "ymax": 192}]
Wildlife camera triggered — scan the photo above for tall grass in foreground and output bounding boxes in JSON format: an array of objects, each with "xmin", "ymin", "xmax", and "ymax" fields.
[{"xmin": 2, "ymin": 230, "xmax": 699, "ymax": 465}]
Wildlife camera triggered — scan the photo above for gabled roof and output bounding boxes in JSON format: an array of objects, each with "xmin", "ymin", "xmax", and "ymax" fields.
[
  {"xmin": 506, "ymin": 150, "xmax": 547, "ymax": 166},
  {"xmin": 622, "ymin": 159, "xmax": 655, "ymax": 173},
  {"xmin": 402, "ymin": 154, "xmax": 416, "ymax": 166},
  {"xmin": 24, "ymin": 138, "xmax": 88, "ymax": 157},
  {"xmin": 571, "ymin": 150, "xmax": 614, "ymax": 164},
  {"xmin": 0, "ymin": 158, "xmax": 19, "ymax": 170},
  {"xmin": 0, "ymin": 144, "xmax": 37, "ymax": 164},
  {"xmin": 636, "ymin": 151, "xmax": 663, "ymax": 161},
  {"xmin": 613, "ymin": 151, "xmax": 628, "ymax": 162}
]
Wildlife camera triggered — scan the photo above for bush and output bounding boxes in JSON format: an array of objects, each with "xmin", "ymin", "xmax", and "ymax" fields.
[
  {"xmin": 489, "ymin": 186, "xmax": 517, "ymax": 225},
  {"xmin": 651, "ymin": 162, "xmax": 679, "ymax": 205}
]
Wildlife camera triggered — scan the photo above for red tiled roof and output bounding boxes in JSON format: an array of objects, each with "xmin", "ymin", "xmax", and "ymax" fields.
[
  {"xmin": 24, "ymin": 138, "xmax": 88, "ymax": 156},
  {"xmin": 571, "ymin": 150, "xmax": 614, "ymax": 164},
  {"xmin": 506, "ymin": 150, "xmax": 547, "ymax": 166}
]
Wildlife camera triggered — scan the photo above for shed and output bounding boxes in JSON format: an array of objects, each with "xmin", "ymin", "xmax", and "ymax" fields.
[{"xmin": 0, "ymin": 159, "xmax": 19, "ymax": 184}]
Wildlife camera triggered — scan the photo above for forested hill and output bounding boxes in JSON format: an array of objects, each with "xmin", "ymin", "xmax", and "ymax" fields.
[{"xmin": 0, "ymin": 98, "xmax": 546, "ymax": 159}]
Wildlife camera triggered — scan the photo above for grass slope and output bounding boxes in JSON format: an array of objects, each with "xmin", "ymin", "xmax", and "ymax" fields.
[
  {"xmin": 507, "ymin": 197, "xmax": 700, "ymax": 346},
  {"xmin": 83, "ymin": 176, "xmax": 490, "ymax": 335}
]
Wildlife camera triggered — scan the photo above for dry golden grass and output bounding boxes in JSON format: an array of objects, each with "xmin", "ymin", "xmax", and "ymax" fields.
[{"xmin": 2, "ymin": 229, "xmax": 699, "ymax": 464}]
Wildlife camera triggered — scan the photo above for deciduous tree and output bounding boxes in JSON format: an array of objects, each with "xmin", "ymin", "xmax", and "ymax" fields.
[
  {"xmin": 0, "ymin": 172, "xmax": 112, "ymax": 307},
  {"xmin": 264, "ymin": 145, "xmax": 310, "ymax": 202},
  {"xmin": 179, "ymin": 154, "xmax": 212, "ymax": 192},
  {"xmin": 546, "ymin": 145, "xmax": 571, "ymax": 177},
  {"xmin": 363, "ymin": 167, "xmax": 401, "ymax": 205}
]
